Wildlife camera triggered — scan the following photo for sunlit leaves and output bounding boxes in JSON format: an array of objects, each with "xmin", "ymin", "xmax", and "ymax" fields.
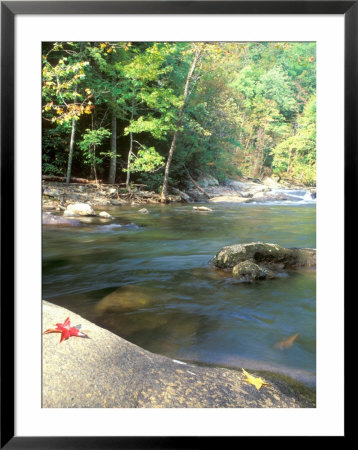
[
  {"xmin": 42, "ymin": 43, "xmax": 93, "ymax": 124},
  {"xmin": 271, "ymin": 95, "xmax": 316, "ymax": 184},
  {"xmin": 126, "ymin": 146, "xmax": 164, "ymax": 173}
]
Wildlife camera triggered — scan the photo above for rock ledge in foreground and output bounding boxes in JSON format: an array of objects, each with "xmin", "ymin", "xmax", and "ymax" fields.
[{"xmin": 42, "ymin": 301, "xmax": 314, "ymax": 408}]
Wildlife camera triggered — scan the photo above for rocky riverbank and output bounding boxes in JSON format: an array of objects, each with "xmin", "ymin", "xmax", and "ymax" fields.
[
  {"xmin": 42, "ymin": 175, "xmax": 316, "ymax": 211},
  {"xmin": 42, "ymin": 181, "xmax": 181, "ymax": 211},
  {"xmin": 42, "ymin": 300, "xmax": 315, "ymax": 408}
]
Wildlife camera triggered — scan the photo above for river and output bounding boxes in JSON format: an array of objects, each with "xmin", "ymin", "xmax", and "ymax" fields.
[{"xmin": 42, "ymin": 195, "xmax": 316, "ymax": 386}]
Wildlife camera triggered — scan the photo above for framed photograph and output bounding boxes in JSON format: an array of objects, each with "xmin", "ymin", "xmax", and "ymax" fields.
[{"xmin": 1, "ymin": 0, "xmax": 352, "ymax": 446}]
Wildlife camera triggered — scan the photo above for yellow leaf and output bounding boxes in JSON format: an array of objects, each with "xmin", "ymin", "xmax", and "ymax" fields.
[
  {"xmin": 84, "ymin": 105, "xmax": 93, "ymax": 114},
  {"xmin": 242, "ymin": 368, "xmax": 269, "ymax": 391},
  {"xmin": 100, "ymin": 43, "xmax": 106, "ymax": 49}
]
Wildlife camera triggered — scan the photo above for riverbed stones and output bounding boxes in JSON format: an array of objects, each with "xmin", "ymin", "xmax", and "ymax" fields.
[
  {"xmin": 42, "ymin": 300, "xmax": 315, "ymax": 408},
  {"xmin": 227, "ymin": 180, "xmax": 269, "ymax": 196},
  {"xmin": 43, "ymin": 186, "xmax": 63, "ymax": 198},
  {"xmin": 110, "ymin": 199, "xmax": 125, "ymax": 206},
  {"xmin": 138, "ymin": 208, "xmax": 150, "ymax": 214},
  {"xmin": 63, "ymin": 202, "xmax": 96, "ymax": 217}
]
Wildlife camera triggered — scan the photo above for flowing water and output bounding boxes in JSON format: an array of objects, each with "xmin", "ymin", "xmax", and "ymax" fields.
[{"xmin": 42, "ymin": 197, "xmax": 316, "ymax": 385}]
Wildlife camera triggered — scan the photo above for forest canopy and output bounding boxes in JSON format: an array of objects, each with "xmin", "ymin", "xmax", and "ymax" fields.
[{"xmin": 42, "ymin": 41, "xmax": 316, "ymax": 193}]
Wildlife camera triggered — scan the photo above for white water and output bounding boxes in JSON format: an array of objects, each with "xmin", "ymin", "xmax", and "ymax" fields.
[
  {"xmin": 260, "ymin": 188, "xmax": 316, "ymax": 205},
  {"xmin": 227, "ymin": 180, "xmax": 316, "ymax": 205}
]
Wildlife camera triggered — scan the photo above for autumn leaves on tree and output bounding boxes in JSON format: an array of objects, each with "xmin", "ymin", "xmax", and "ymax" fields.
[{"xmin": 42, "ymin": 41, "xmax": 316, "ymax": 194}]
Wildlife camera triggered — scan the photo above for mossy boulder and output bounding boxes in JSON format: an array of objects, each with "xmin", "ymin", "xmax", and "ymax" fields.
[
  {"xmin": 232, "ymin": 261, "xmax": 276, "ymax": 282},
  {"xmin": 214, "ymin": 242, "xmax": 316, "ymax": 271}
]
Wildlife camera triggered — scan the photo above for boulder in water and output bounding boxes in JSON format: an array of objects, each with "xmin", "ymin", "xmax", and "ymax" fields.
[
  {"xmin": 214, "ymin": 242, "xmax": 316, "ymax": 270},
  {"xmin": 193, "ymin": 206, "xmax": 213, "ymax": 212},
  {"xmin": 63, "ymin": 203, "xmax": 96, "ymax": 217},
  {"xmin": 99, "ymin": 211, "xmax": 113, "ymax": 219},
  {"xmin": 213, "ymin": 242, "xmax": 316, "ymax": 281},
  {"xmin": 232, "ymin": 261, "xmax": 276, "ymax": 282},
  {"xmin": 138, "ymin": 208, "xmax": 150, "ymax": 214}
]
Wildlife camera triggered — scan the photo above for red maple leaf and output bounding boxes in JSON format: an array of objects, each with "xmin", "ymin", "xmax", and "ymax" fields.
[{"xmin": 43, "ymin": 317, "xmax": 88, "ymax": 343}]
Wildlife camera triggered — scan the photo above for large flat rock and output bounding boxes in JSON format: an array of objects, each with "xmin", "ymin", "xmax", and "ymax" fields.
[{"xmin": 42, "ymin": 301, "xmax": 314, "ymax": 408}]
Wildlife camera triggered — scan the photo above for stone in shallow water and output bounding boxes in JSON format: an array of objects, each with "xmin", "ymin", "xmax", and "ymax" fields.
[
  {"xmin": 99, "ymin": 211, "xmax": 113, "ymax": 219},
  {"xmin": 63, "ymin": 202, "xmax": 96, "ymax": 217},
  {"xmin": 42, "ymin": 212, "xmax": 80, "ymax": 226},
  {"xmin": 193, "ymin": 206, "xmax": 213, "ymax": 212},
  {"xmin": 95, "ymin": 285, "xmax": 158, "ymax": 314}
]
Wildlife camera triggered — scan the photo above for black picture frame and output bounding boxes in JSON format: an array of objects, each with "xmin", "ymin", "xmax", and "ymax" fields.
[{"xmin": 1, "ymin": 1, "xmax": 352, "ymax": 447}]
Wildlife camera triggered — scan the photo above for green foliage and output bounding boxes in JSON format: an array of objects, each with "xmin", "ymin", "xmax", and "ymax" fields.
[
  {"xmin": 256, "ymin": 67, "xmax": 297, "ymax": 119},
  {"xmin": 271, "ymin": 95, "xmax": 316, "ymax": 185},
  {"xmin": 78, "ymin": 127, "xmax": 111, "ymax": 166},
  {"xmin": 126, "ymin": 146, "xmax": 164, "ymax": 173},
  {"xmin": 42, "ymin": 41, "xmax": 316, "ymax": 187}
]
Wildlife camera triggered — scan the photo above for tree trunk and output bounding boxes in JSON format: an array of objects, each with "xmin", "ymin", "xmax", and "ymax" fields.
[
  {"xmin": 126, "ymin": 101, "xmax": 135, "ymax": 192},
  {"xmin": 126, "ymin": 131, "xmax": 133, "ymax": 192},
  {"xmin": 66, "ymin": 117, "xmax": 76, "ymax": 184},
  {"xmin": 184, "ymin": 167, "xmax": 210, "ymax": 199},
  {"xmin": 160, "ymin": 47, "xmax": 202, "ymax": 202},
  {"xmin": 108, "ymin": 111, "xmax": 117, "ymax": 184}
]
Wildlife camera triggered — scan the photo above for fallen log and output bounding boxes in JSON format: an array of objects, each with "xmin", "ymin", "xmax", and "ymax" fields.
[
  {"xmin": 172, "ymin": 187, "xmax": 192, "ymax": 203},
  {"xmin": 184, "ymin": 167, "xmax": 211, "ymax": 199},
  {"xmin": 42, "ymin": 175, "xmax": 102, "ymax": 184}
]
